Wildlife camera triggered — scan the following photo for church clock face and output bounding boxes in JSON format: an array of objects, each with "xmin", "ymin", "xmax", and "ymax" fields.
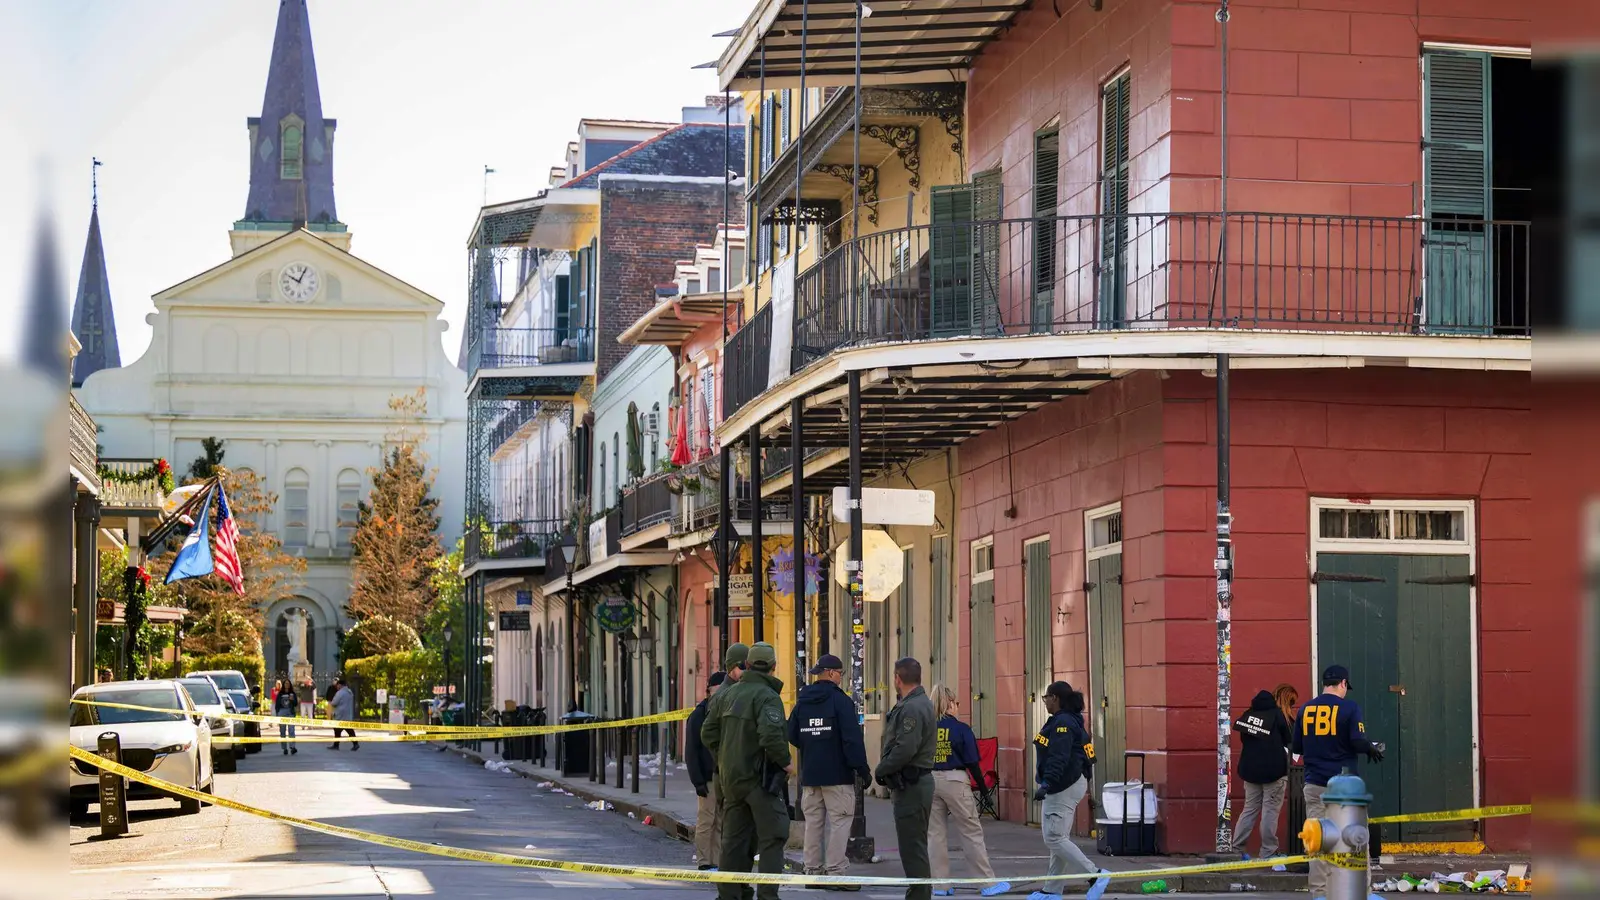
[{"xmin": 278, "ymin": 261, "xmax": 320, "ymax": 302}]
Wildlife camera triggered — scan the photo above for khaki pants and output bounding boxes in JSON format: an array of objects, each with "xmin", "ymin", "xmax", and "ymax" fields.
[
  {"xmin": 929, "ymin": 769, "xmax": 995, "ymax": 888},
  {"xmin": 695, "ymin": 781, "xmax": 723, "ymax": 867},
  {"xmin": 1304, "ymin": 782, "xmax": 1328, "ymax": 897},
  {"xmin": 1041, "ymin": 776, "xmax": 1098, "ymax": 894},
  {"xmin": 801, "ymin": 784, "xmax": 855, "ymax": 874},
  {"xmin": 1233, "ymin": 777, "xmax": 1287, "ymax": 857}
]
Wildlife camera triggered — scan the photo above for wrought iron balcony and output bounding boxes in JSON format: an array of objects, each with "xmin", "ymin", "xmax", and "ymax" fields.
[
  {"xmin": 723, "ymin": 211, "xmax": 1530, "ymax": 420},
  {"xmin": 69, "ymin": 395, "xmax": 99, "ymax": 493},
  {"xmin": 465, "ymin": 518, "xmax": 565, "ymax": 566},
  {"xmin": 466, "ymin": 326, "xmax": 597, "ymax": 401},
  {"xmin": 620, "ymin": 473, "xmax": 674, "ymax": 537}
]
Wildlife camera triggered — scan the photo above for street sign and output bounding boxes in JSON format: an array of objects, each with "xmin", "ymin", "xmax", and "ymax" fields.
[
  {"xmin": 832, "ymin": 530, "xmax": 904, "ymax": 602},
  {"xmin": 515, "ymin": 590, "xmax": 532, "ymax": 607},
  {"xmin": 831, "ymin": 486, "xmax": 937, "ymax": 526},
  {"xmin": 727, "ymin": 573, "xmax": 754, "ymax": 619},
  {"xmin": 95, "ymin": 599, "xmax": 115, "ymax": 623},
  {"xmin": 96, "ymin": 732, "xmax": 128, "ymax": 839},
  {"xmin": 498, "ymin": 610, "xmax": 531, "ymax": 632},
  {"xmin": 375, "ymin": 688, "xmax": 388, "ymax": 705}
]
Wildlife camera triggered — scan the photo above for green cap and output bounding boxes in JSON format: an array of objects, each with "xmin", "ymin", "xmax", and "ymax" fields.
[
  {"xmin": 747, "ymin": 642, "xmax": 777, "ymax": 672},
  {"xmin": 724, "ymin": 642, "xmax": 750, "ymax": 670}
]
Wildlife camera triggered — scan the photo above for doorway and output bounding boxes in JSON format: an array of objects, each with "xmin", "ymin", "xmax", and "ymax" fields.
[
  {"xmin": 969, "ymin": 537, "xmax": 997, "ymax": 739},
  {"xmin": 1310, "ymin": 499, "xmax": 1478, "ymax": 842},
  {"xmin": 1085, "ymin": 504, "xmax": 1127, "ymax": 794},
  {"xmin": 1023, "ymin": 535, "xmax": 1053, "ymax": 825}
]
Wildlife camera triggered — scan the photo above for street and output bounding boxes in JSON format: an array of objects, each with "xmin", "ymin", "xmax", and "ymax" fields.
[{"xmin": 67, "ymin": 732, "xmax": 1308, "ymax": 900}]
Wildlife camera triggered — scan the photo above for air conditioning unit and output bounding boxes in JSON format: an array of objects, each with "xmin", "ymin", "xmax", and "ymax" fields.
[{"xmin": 641, "ymin": 411, "xmax": 660, "ymax": 435}]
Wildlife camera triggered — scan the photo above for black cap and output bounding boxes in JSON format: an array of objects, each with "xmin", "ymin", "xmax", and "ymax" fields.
[
  {"xmin": 707, "ymin": 671, "xmax": 727, "ymax": 689},
  {"xmin": 1322, "ymin": 664, "xmax": 1351, "ymax": 688},
  {"xmin": 809, "ymin": 654, "xmax": 845, "ymax": 675}
]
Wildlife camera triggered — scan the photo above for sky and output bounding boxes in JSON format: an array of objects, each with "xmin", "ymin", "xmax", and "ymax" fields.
[{"xmin": 0, "ymin": 0, "xmax": 753, "ymax": 366}]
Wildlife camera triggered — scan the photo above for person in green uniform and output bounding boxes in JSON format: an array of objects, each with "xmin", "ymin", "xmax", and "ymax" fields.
[
  {"xmin": 875, "ymin": 657, "xmax": 938, "ymax": 900},
  {"xmin": 702, "ymin": 641, "xmax": 792, "ymax": 900}
]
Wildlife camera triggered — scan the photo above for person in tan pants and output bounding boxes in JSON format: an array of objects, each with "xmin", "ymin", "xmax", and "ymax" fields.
[
  {"xmin": 787, "ymin": 654, "xmax": 871, "ymax": 881},
  {"xmin": 926, "ymin": 685, "xmax": 1002, "ymax": 897},
  {"xmin": 686, "ymin": 670, "xmax": 729, "ymax": 868}
]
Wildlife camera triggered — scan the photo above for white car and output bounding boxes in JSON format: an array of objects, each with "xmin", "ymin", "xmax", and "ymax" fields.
[
  {"xmin": 69, "ymin": 680, "xmax": 215, "ymax": 818},
  {"xmin": 177, "ymin": 677, "xmax": 239, "ymax": 773},
  {"xmin": 186, "ymin": 669, "xmax": 263, "ymax": 754}
]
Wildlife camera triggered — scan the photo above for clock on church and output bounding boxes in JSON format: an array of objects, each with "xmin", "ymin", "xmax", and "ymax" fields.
[{"xmin": 278, "ymin": 261, "xmax": 320, "ymax": 302}]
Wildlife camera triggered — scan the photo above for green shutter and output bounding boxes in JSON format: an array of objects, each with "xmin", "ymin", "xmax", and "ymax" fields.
[
  {"xmin": 1024, "ymin": 539, "xmax": 1052, "ymax": 823},
  {"xmin": 555, "ymin": 273, "xmax": 572, "ymax": 344},
  {"xmin": 898, "ymin": 548, "xmax": 915, "ymax": 660},
  {"xmin": 930, "ymin": 184, "xmax": 975, "ymax": 336},
  {"xmin": 930, "ymin": 536, "xmax": 950, "ymax": 687},
  {"xmin": 973, "ymin": 170, "xmax": 1003, "ymax": 334},
  {"xmin": 1424, "ymin": 50, "xmax": 1491, "ymax": 218},
  {"xmin": 969, "ymin": 576, "xmax": 996, "ymax": 738},
  {"xmin": 1033, "ymin": 129, "xmax": 1060, "ymax": 330},
  {"xmin": 1099, "ymin": 75, "xmax": 1130, "ymax": 329}
]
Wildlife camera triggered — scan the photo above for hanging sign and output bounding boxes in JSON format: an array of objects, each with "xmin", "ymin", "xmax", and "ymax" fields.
[
  {"xmin": 831, "ymin": 486, "xmax": 937, "ymax": 526},
  {"xmin": 498, "ymin": 610, "xmax": 531, "ymax": 632},
  {"xmin": 594, "ymin": 595, "xmax": 636, "ymax": 634},
  {"xmin": 515, "ymin": 590, "xmax": 532, "ymax": 607},
  {"xmin": 588, "ymin": 518, "xmax": 609, "ymax": 564},
  {"xmin": 727, "ymin": 574, "xmax": 754, "ymax": 619}
]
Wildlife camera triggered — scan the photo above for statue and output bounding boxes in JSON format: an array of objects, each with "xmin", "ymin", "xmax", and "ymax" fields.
[{"xmin": 284, "ymin": 609, "xmax": 308, "ymax": 666}]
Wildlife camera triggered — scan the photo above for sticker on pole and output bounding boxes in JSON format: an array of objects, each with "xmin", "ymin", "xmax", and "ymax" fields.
[{"xmin": 832, "ymin": 530, "xmax": 903, "ymax": 602}]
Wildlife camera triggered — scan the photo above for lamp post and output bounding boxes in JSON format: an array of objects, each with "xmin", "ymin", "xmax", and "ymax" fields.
[
  {"xmin": 443, "ymin": 624, "xmax": 454, "ymax": 709},
  {"xmin": 561, "ymin": 535, "xmax": 578, "ymax": 710}
]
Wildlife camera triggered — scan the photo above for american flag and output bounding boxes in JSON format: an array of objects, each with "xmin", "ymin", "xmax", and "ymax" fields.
[{"xmin": 214, "ymin": 486, "xmax": 245, "ymax": 595}]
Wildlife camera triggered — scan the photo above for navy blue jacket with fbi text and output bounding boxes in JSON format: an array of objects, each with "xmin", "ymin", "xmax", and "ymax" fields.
[
  {"xmin": 1291, "ymin": 691, "xmax": 1376, "ymax": 787},
  {"xmin": 1034, "ymin": 710, "xmax": 1093, "ymax": 796},
  {"xmin": 788, "ymin": 680, "xmax": 870, "ymax": 787}
]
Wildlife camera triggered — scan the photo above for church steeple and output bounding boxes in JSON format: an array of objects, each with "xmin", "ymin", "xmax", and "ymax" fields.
[
  {"xmin": 238, "ymin": 0, "xmax": 339, "ymax": 234},
  {"xmin": 70, "ymin": 161, "xmax": 120, "ymax": 387}
]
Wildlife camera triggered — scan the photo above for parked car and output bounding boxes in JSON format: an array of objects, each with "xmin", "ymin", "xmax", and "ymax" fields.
[
  {"xmin": 68, "ymin": 680, "xmax": 215, "ymax": 818},
  {"xmin": 186, "ymin": 670, "xmax": 262, "ymax": 754},
  {"xmin": 176, "ymin": 677, "xmax": 239, "ymax": 772}
]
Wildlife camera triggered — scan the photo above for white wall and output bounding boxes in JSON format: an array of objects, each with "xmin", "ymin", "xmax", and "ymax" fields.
[{"xmin": 589, "ymin": 345, "xmax": 674, "ymax": 515}]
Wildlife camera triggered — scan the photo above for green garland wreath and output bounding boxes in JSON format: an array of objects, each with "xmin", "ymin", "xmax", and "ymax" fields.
[{"xmin": 98, "ymin": 458, "xmax": 176, "ymax": 494}]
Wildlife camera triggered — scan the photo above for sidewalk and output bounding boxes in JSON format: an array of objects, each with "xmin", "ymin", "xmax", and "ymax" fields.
[{"xmin": 439, "ymin": 741, "xmax": 1526, "ymax": 892}]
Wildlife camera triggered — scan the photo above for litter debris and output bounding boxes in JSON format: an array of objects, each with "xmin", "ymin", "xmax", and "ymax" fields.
[
  {"xmin": 627, "ymin": 811, "xmax": 637, "ymax": 819},
  {"xmin": 585, "ymin": 800, "xmax": 615, "ymax": 811},
  {"xmin": 1373, "ymin": 869, "xmax": 1529, "ymax": 894},
  {"xmin": 525, "ymin": 844, "xmax": 537, "ymax": 850},
  {"xmin": 643, "ymin": 815, "xmax": 655, "ymax": 826},
  {"xmin": 536, "ymin": 781, "xmax": 554, "ymax": 788}
]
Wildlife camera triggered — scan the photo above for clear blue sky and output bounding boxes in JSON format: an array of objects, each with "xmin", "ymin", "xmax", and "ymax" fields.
[{"xmin": 0, "ymin": 0, "xmax": 751, "ymax": 364}]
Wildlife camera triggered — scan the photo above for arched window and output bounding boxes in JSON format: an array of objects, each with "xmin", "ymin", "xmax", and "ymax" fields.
[
  {"xmin": 280, "ymin": 118, "xmax": 304, "ymax": 180},
  {"xmin": 336, "ymin": 469, "xmax": 362, "ymax": 548},
  {"xmin": 284, "ymin": 468, "xmax": 310, "ymax": 548}
]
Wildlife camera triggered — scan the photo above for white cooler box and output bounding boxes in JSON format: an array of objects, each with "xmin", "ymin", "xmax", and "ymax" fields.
[{"xmin": 1100, "ymin": 781, "xmax": 1159, "ymax": 823}]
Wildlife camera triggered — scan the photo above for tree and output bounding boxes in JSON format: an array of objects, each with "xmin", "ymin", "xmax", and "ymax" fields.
[
  {"xmin": 341, "ymin": 614, "xmax": 422, "ymax": 661},
  {"xmin": 347, "ymin": 390, "xmax": 444, "ymax": 630},
  {"xmin": 188, "ymin": 437, "xmax": 226, "ymax": 481},
  {"xmin": 147, "ymin": 464, "xmax": 306, "ymax": 656}
]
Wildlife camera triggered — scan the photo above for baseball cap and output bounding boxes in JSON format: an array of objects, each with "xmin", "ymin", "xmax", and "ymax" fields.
[
  {"xmin": 724, "ymin": 642, "xmax": 750, "ymax": 670},
  {"xmin": 1322, "ymin": 664, "xmax": 1351, "ymax": 688},
  {"xmin": 707, "ymin": 671, "xmax": 727, "ymax": 689},
  {"xmin": 809, "ymin": 654, "xmax": 845, "ymax": 675},
  {"xmin": 747, "ymin": 642, "xmax": 777, "ymax": 671}
]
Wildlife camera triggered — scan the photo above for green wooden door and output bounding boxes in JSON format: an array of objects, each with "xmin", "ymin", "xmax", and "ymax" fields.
[
  {"xmin": 1032, "ymin": 130, "xmax": 1060, "ymax": 331},
  {"xmin": 1316, "ymin": 553, "xmax": 1475, "ymax": 840},
  {"xmin": 972, "ymin": 169, "xmax": 1003, "ymax": 335},
  {"xmin": 930, "ymin": 186, "xmax": 975, "ymax": 337},
  {"xmin": 1099, "ymin": 74, "xmax": 1131, "ymax": 329},
  {"xmin": 1423, "ymin": 49, "xmax": 1493, "ymax": 334},
  {"xmin": 1087, "ymin": 553, "xmax": 1127, "ymax": 789},
  {"xmin": 970, "ymin": 577, "xmax": 997, "ymax": 739},
  {"xmin": 1024, "ymin": 539, "xmax": 1053, "ymax": 824},
  {"xmin": 930, "ymin": 536, "xmax": 951, "ymax": 688}
]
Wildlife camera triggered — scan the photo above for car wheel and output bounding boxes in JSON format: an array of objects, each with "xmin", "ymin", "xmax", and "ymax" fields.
[
  {"xmin": 70, "ymin": 800, "xmax": 89, "ymax": 820},
  {"xmin": 179, "ymin": 792, "xmax": 202, "ymax": 815},
  {"xmin": 216, "ymin": 749, "xmax": 237, "ymax": 773}
]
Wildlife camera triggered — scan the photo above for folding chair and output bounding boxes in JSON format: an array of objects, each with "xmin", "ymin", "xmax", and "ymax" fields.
[{"xmin": 969, "ymin": 736, "xmax": 1001, "ymax": 819}]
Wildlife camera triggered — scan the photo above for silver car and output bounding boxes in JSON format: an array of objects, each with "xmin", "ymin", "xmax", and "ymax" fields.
[{"xmin": 177, "ymin": 677, "xmax": 239, "ymax": 772}]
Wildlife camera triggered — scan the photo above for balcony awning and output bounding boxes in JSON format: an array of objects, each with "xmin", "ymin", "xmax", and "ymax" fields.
[
  {"xmin": 618, "ymin": 292, "xmax": 736, "ymax": 347},
  {"xmin": 469, "ymin": 188, "xmax": 599, "ymax": 250},
  {"xmin": 543, "ymin": 551, "xmax": 677, "ymax": 597},
  {"xmin": 717, "ymin": 0, "xmax": 1029, "ymax": 90}
]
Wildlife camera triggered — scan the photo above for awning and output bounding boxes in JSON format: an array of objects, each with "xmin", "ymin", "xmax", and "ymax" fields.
[
  {"xmin": 717, "ymin": 0, "xmax": 1029, "ymax": 90},
  {"xmin": 618, "ymin": 292, "xmax": 735, "ymax": 347},
  {"xmin": 543, "ymin": 551, "xmax": 677, "ymax": 597},
  {"xmin": 469, "ymin": 188, "xmax": 599, "ymax": 250}
]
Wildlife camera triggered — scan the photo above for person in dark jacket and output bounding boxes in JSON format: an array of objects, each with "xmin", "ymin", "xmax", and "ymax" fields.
[
  {"xmin": 686, "ymin": 671, "xmax": 727, "ymax": 870},
  {"xmin": 927, "ymin": 684, "xmax": 999, "ymax": 897},
  {"xmin": 272, "ymin": 679, "xmax": 300, "ymax": 756},
  {"xmin": 788, "ymin": 654, "xmax": 870, "ymax": 877},
  {"xmin": 1231, "ymin": 689, "xmax": 1292, "ymax": 856},
  {"xmin": 1008, "ymin": 682, "xmax": 1107, "ymax": 900}
]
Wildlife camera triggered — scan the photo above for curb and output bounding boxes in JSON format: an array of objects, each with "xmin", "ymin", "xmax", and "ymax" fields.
[{"xmin": 438, "ymin": 743, "xmax": 696, "ymax": 843}]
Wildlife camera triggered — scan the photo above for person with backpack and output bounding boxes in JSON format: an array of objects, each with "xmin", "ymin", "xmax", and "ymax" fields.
[{"xmin": 1230, "ymin": 689, "xmax": 1293, "ymax": 857}]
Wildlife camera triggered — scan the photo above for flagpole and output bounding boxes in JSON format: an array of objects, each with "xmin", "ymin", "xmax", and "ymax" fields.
[{"xmin": 141, "ymin": 477, "xmax": 219, "ymax": 553}]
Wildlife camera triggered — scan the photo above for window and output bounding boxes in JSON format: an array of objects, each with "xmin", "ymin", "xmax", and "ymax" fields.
[
  {"xmin": 280, "ymin": 117, "xmax": 304, "ymax": 181},
  {"xmin": 686, "ymin": 277, "xmax": 702, "ymax": 295},
  {"xmin": 728, "ymin": 246, "xmax": 747, "ymax": 285},
  {"xmin": 1032, "ymin": 126, "xmax": 1060, "ymax": 329},
  {"xmin": 650, "ymin": 402, "xmax": 661, "ymax": 470},
  {"xmin": 971, "ymin": 537, "xmax": 995, "ymax": 582},
  {"xmin": 700, "ymin": 367, "xmax": 716, "ymax": 456},
  {"xmin": 336, "ymin": 469, "xmax": 361, "ymax": 548},
  {"xmin": 707, "ymin": 267, "xmax": 722, "ymax": 292},
  {"xmin": 284, "ymin": 468, "xmax": 310, "ymax": 548},
  {"xmin": 1099, "ymin": 74, "xmax": 1131, "ymax": 328},
  {"xmin": 1314, "ymin": 501, "xmax": 1471, "ymax": 547},
  {"xmin": 1088, "ymin": 507, "xmax": 1123, "ymax": 552}
]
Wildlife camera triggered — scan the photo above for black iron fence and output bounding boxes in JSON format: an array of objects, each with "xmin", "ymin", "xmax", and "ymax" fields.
[
  {"xmin": 466, "ymin": 518, "xmax": 566, "ymax": 565},
  {"xmin": 470, "ymin": 326, "xmax": 595, "ymax": 373},
  {"xmin": 722, "ymin": 212, "xmax": 1529, "ymax": 419},
  {"xmin": 621, "ymin": 474, "xmax": 674, "ymax": 537},
  {"xmin": 670, "ymin": 463, "xmax": 721, "ymax": 537}
]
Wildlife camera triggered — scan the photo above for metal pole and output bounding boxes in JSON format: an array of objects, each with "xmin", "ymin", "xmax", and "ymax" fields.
[
  {"xmin": 845, "ymin": 369, "xmax": 874, "ymax": 862},
  {"xmin": 750, "ymin": 424, "xmax": 764, "ymax": 643},
  {"xmin": 1213, "ymin": 0, "xmax": 1235, "ymax": 856},
  {"xmin": 718, "ymin": 446, "xmax": 732, "ymax": 659},
  {"xmin": 658, "ymin": 721, "xmax": 667, "ymax": 799},
  {"xmin": 795, "ymin": 0, "xmax": 808, "ymax": 257},
  {"xmin": 792, "ymin": 398, "xmax": 807, "ymax": 687}
]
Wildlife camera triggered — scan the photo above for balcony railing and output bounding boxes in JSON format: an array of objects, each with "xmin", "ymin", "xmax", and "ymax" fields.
[
  {"xmin": 668, "ymin": 464, "xmax": 793, "ymax": 539},
  {"xmin": 466, "ymin": 518, "xmax": 566, "ymax": 565},
  {"xmin": 471, "ymin": 326, "xmax": 596, "ymax": 373},
  {"xmin": 724, "ymin": 211, "xmax": 1529, "ymax": 419},
  {"xmin": 620, "ymin": 474, "xmax": 674, "ymax": 537},
  {"xmin": 97, "ymin": 459, "xmax": 168, "ymax": 512},
  {"xmin": 69, "ymin": 395, "xmax": 99, "ymax": 492}
]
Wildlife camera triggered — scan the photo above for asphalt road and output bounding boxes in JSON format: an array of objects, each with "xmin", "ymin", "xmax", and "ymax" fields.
[{"xmin": 66, "ymin": 731, "xmax": 1304, "ymax": 900}]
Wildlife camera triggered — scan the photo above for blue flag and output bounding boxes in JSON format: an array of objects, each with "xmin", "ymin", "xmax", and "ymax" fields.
[{"xmin": 165, "ymin": 489, "xmax": 214, "ymax": 584}]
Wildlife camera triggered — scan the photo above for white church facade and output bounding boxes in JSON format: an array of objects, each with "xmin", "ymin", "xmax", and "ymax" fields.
[{"xmin": 73, "ymin": 0, "xmax": 466, "ymax": 680}]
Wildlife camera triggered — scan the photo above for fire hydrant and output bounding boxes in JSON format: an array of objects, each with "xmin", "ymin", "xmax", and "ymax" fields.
[{"xmin": 1299, "ymin": 770, "xmax": 1371, "ymax": 900}]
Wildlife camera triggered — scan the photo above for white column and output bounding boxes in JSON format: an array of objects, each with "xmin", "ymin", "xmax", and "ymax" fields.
[
  {"xmin": 314, "ymin": 439, "xmax": 331, "ymax": 550},
  {"xmin": 263, "ymin": 439, "xmax": 279, "ymax": 532}
]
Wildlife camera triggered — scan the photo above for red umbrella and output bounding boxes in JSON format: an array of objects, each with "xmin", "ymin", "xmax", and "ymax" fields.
[{"xmin": 670, "ymin": 402, "xmax": 692, "ymax": 466}]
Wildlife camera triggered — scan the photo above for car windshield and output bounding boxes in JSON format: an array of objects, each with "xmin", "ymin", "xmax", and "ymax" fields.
[
  {"xmin": 71, "ymin": 688, "xmax": 185, "ymax": 726},
  {"xmin": 179, "ymin": 680, "xmax": 221, "ymax": 705},
  {"xmin": 197, "ymin": 672, "xmax": 248, "ymax": 692}
]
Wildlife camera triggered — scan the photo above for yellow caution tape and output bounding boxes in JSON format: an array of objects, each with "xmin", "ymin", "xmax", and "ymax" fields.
[
  {"xmin": 68, "ymin": 743, "xmax": 1318, "ymax": 887},
  {"xmin": 1368, "ymin": 805, "xmax": 1532, "ymax": 825},
  {"xmin": 71, "ymin": 698, "xmax": 689, "ymax": 736},
  {"xmin": 0, "ymin": 746, "xmax": 62, "ymax": 786}
]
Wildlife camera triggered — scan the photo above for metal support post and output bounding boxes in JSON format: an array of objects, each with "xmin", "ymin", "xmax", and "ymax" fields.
[
  {"xmin": 718, "ymin": 446, "xmax": 732, "ymax": 658},
  {"xmin": 750, "ymin": 426, "xmax": 764, "ymax": 643},
  {"xmin": 72, "ymin": 496, "xmax": 100, "ymax": 690},
  {"xmin": 792, "ymin": 398, "xmax": 807, "ymax": 685},
  {"xmin": 845, "ymin": 370, "xmax": 874, "ymax": 862},
  {"xmin": 658, "ymin": 721, "xmax": 667, "ymax": 799},
  {"xmin": 1213, "ymin": 0, "xmax": 1236, "ymax": 855}
]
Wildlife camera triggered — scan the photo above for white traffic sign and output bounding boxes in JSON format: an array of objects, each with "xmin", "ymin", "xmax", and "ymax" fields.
[
  {"xmin": 832, "ymin": 529, "xmax": 904, "ymax": 602},
  {"xmin": 832, "ymin": 486, "xmax": 936, "ymax": 526}
]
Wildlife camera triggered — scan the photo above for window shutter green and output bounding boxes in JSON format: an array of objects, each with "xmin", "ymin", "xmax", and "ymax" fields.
[
  {"xmin": 1032, "ymin": 129, "xmax": 1061, "ymax": 330},
  {"xmin": 1424, "ymin": 50, "xmax": 1491, "ymax": 218},
  {"xmin": 930, "ymin": 184, "xmax": 975, "ymax": 336},
  {"xmin": 973, "ymin": 169, "xmax": 1003, "ymax": 334},
  {"xmin": 780, "ymin": 90, "xmax": 791, "ymax": 149},
  {"xmin": 1099, "ymin": 75, "xmax": 1131, "ymax": 328}
]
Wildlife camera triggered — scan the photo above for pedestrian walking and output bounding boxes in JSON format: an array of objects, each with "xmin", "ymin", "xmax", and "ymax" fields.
[
  {"xmin": 686, "ymin": 670, "xmax": 727, "ymax": 870},
  {"xmin": 701, "ymin": 642, "xmax": 792, "ymax": 900},
  {"xmin": 925, "ymin": 684, "xmax": 1001, "ymax": 897},
  {"xmin": 1293, "ymin": 665, "xmax": 1383, "ymax": 899},
  {"xmin": 328, "ymin": 677, "xmax": 358, "ymax": 751},
  {"xmin": 874, "ymin": 657, "xmax": 938, "ymax": 900},
  {"xmin": 788, "ymin": 653, "xmax": 870, "ymax": 881},
  {"xmin": 273, "ymin": 679, "xmax": 299, "ymax": 755},
  {"xmin": 1230, "ymin": 689, "xmax": 1292, "ymax": 857}
]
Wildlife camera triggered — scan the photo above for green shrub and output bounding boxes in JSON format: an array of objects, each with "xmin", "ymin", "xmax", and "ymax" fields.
[
  {"xmin": 341, "ymin": 615, "xmax": 422, "ymax": 662},
  {"xmin": 343, "ymin": 649, "xmax": 441, "ymax": 721}
]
